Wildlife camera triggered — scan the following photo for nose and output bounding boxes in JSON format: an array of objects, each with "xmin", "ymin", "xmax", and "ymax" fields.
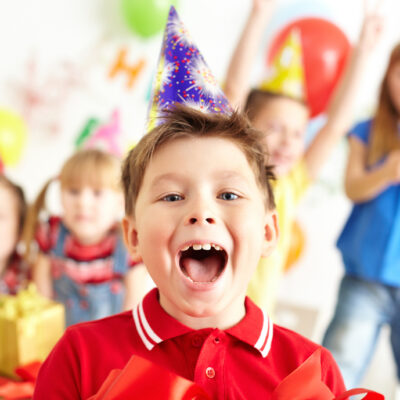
[
  {"xmin": 185, "ymin": 197, "xmax": 216, "ymax": 226},
  {"xmin": 188, "ymin": 216, "xmax": 215, "ymax": 225},
  {"xmin": 77, "ymin": 188, "xmax": 93, "ymax": 208}
]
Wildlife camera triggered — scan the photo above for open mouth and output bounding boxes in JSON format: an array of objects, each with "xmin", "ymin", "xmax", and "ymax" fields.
[{"xmin": 179, "ymin": 243, "xmax": 227, "ymax": 284}]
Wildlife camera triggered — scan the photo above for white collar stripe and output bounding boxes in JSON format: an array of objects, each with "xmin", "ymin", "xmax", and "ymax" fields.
[
  {"xmin": 133, "ymin": 305, "xmax": 155, "ymax": 351},
  {"xmin": 139, "ymin": 300, "xmax": 162, "ymax": 344},
  {"xmin": 260, "ymin": 321, "xmax": 273, "ymax": 358},
  {"xmin": 254, "ymin": 309, "xmax": 273, "ymax": 358},
  {"xmin": 254, "ymin": 309, "xmax": 269, "ymax": 350}
]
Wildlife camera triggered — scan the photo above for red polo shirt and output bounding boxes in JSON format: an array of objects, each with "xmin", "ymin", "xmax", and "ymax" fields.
[{"xmin": 33, "ymin": 289, "xmax": 345, "ymax": 399}]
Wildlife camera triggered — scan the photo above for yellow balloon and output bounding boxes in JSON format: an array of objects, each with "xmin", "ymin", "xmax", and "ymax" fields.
[{"xmin": 0, "ymin": 109, "xmax": 27, "ymax": 166}]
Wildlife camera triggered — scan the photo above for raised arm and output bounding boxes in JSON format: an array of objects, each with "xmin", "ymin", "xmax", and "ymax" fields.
[
  {"xmin": 345, "ymin": 137, "xmax": 400, "ymax": 203},
  {"xmin": 304, "ymin": 1, "xmax": 384, "ymax": 180},
  {"xmin": 224, "ymin": 0, "xmax": 276, "ymax": 109}
]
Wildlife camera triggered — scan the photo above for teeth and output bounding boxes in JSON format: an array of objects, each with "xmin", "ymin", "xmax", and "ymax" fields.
[{"xmin": 181, "ymin": 243, "xmax": 223, "ymax": 251}]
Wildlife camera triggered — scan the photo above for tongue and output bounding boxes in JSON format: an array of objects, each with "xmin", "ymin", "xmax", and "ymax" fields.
[{"xmin": 181, "ymin": 255, "xmax": 221, "ymax": 283}]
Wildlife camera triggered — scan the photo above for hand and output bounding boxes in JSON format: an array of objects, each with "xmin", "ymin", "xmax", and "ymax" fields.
[
  {"xmin": 383, "ymin": 150, "xmax": 400, "ymax": 184},
  {"xmin": 251, "ymin": 0, "xmax": 277, "ymax": 16},
  {"xmin": 358, "ymin": 0, "xmax": 385, "ymax": 52}
]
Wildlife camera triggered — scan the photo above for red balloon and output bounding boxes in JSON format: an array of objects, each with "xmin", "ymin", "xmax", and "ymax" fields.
[{"xmin": 267, "ymin": 18, "xmax": 351, "ymax": 117}]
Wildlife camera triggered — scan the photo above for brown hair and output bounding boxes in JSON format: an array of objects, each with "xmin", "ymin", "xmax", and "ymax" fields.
[
  {"xmin": 244, "ymin": 89, "xmax": 308, "ymax": 122},
  {"xmin": 23, "ymin": 149, "xmax": 122, "ymax": 259},
  {"xmin": 0, "ymin": 175, "xmax": 26, "ymax": 236},
  {"xmin": 122, "ymin": 104, "xmax": 275, "ymax": 216},
  {"xmin": 368, "ymin": 43, "xmax": 400, "ymax": 165}
]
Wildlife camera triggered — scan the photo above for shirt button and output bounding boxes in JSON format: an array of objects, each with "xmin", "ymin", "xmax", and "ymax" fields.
[
  {"xmin": 214, "ymin": 337, "xmax": 220, "ymax": 344},
  {"xmin": 205, "ymin": 367, "xmax": 215, "ymax": 379}
]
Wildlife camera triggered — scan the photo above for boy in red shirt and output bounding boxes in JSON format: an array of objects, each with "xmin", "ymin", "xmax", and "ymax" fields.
[
  {"xmin": 34, "ymin": 7, "xmax": 347, "ymax": 399},
  {"xmin": 33, "ymin": 103, "xmax": 346, "ymax": 400}
]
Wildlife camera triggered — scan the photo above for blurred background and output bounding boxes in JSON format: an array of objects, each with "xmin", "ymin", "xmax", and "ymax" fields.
[{"xmin": 0, "ymin": 0, "xmax": 399, "ymax": 396}]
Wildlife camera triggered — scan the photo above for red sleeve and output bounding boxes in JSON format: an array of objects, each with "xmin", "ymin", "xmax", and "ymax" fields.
[
  {"xmin": 320, "ymin": 346, "xmax": 346, "ymax": 395},
  {"xmin": 33, "ymin": 329, "xmax": 81, "ymax": 400},
  {"xmin": 35, "ymin": 216, "xmax": 60, "ymax": 253}
]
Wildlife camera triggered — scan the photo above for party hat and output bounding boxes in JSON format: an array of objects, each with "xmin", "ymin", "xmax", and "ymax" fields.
[
  {"xmin": 75, "ymin": 110, "xmax": 123, "ymax": 157},
  {"xmin": 259, "ymin": 29, "xmax": 305, "ymax": 100},
  {"xmin": 147, "ymin": 6, "xmax": 232, "ymax": 131}
]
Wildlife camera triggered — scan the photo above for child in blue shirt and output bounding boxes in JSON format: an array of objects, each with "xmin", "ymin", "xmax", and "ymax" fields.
[{"xmin": 323, "ymin": 43, "xmax": 400, "ymax": 397}]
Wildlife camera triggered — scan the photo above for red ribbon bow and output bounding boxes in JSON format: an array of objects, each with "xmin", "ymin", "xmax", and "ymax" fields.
[
  {"xmin": 0, "ymin": 361, "xmax": 41, "ymax": 400},
  {"xmin": 88, "ymin": 350, "xmax": 384, "ymax": 400}
]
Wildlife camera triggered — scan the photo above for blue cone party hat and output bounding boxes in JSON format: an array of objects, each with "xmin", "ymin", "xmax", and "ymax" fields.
[{"xmin": 147, "ymin": 6, "xmax": 232, "ymax": 131}]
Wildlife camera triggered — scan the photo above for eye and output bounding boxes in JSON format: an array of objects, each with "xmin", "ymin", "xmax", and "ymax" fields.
[
  {"xmin": 162, "ymin": 194, "xmax": 183, "ymax": 202},
  {"xmin": 218, "ymin": 192, "xmax": 239, "ymax": 201}
]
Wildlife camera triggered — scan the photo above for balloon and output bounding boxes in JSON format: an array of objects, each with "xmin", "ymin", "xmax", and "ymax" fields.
[
  {"xmin": 267, "ymin": 18, "xmax": 351, "ymax": 118},
  {"xmin": 121, "ymin": 0, "xmax": 179, "ymax": 38},
  {"xmin": 284, "ymin": 220, "xmax": 305, "ymax": 272},
  {"xmin": 0, "ymin": 109, "xmax": 27, "ymax": 166}
]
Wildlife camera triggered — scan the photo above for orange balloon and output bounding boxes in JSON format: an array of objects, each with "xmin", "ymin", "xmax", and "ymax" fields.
[{"xmin": 284, "ymin": 220, "xmax": 305, "ymax": 272}]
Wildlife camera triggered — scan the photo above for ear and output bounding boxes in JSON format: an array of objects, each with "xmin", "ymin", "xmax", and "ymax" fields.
[
  {"xmin": 261, "ymin": 210, "xmax": 279, "ymax": 258},
  {"xmin": 122, "ymin": 216, "xmax": 140, "ymax": 256}
]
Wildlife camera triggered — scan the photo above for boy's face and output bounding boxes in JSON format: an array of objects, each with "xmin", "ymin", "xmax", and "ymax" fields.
[
  {"xmin": 252, "ymin": 97, "xmax": 309, "ymax": 176},
  {"xmin": 123, "ymin": 136, "xmax": 278, "ymax": 327}
]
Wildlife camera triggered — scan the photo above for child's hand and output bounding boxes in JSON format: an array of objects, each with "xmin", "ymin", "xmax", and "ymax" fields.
[
  {"xmin": 358, "ymin": 0, "xmax": 385, "ymax": 52},
  {"xmin": 383, "ymin": 150, "xmax": 400, "ymax": 184},
  {"xmin": 251, "ymin": 0, "xmax": 277, "ymax": 17}
]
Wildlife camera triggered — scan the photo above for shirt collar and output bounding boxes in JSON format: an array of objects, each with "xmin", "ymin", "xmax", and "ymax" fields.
[{"xmin": 132, "ymin": 288, "xmax": 273, "ymax": 358}]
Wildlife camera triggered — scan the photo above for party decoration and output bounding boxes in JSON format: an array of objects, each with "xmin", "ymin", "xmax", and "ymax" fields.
[
  {"xmin": 266, "ymin": 18, "xmax": 351, "ymax": 117},
  {"xmin": 260, "ymin": 29, "xmax": 305, "ymax": 101},
  {"xmin": 121, "ymin": 0, "xmax": 179, "ymax": 38},
  {"xmin": 109, "ymin": 48, "xmax": 146, "ymax": 89},
  {"xmin": 0, "ymin": 361, "xmax": 41, "ymax": 399},
  {"xmin": 15, "ymin": 56, "xmax": 83, "ymax": 136},
  {"xmin": 271, "ymin": 348, "xmax": 384, "ymax": 399},
  {"xmin": 87, "ymin": 349, "xmax": 383, "ymax": 400},
  {"xmin": 88, "ymin": 355, "xmax": 210, "ymax": 400},
  {"xmin": 75, "ymin": 110, "xmax": 123, "ymax": 157},
  {"xmin": 0, "ymin": 284, "xmax": 65, "ymax": 378},
  {"xmin": 147, "ymin": 6, "xmax": 232, "ymax": 131},
  {"xmin": 284, "ymin": 220, "xmax": 305, "ymax": 272},
  {"xmin": 0, "ymin": 109, "xmax": 27, "ymax": 167}
]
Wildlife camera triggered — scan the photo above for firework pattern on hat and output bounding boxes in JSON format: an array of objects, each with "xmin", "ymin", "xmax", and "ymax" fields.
[{"xmin": 147, "ymin": 6, "xmax": 232, "ymax": 131}]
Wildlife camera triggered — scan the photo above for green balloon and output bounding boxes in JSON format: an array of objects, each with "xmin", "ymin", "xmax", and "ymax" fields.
[{"xmin": 121, "ymin": 0, "xmax": 179, "ymax": 38}]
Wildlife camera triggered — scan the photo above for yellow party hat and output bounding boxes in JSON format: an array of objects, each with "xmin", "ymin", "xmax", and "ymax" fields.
[{"xmin": 260, "ymin": 28, "xmax": 305, "ymax": 100}]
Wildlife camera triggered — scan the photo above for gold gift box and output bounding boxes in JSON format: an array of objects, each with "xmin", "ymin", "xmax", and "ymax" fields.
[{"xmin": 0, "ymin": 284, "xmax": 65, "ymax": 377}]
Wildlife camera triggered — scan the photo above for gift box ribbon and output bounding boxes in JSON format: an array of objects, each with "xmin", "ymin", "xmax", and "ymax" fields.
[
  {"xmin": 272, "ymin": 348, "xmax": 384, "ymax": 400},
  {"xmin": 88, "ymin": 350, "xmax": 384, "ymax": 400},
  {"xmin": 87, "ymin": 355, "xmax": 210, "ymax": 400},
  {"xmin": 0, "ymin": 361, "xmax": 41, "ymax": 400}
]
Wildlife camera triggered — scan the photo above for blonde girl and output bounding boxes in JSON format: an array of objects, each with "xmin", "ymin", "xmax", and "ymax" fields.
[{"xmin": 24, "ymin": 149, "xmax": 148, "ymax": 326}]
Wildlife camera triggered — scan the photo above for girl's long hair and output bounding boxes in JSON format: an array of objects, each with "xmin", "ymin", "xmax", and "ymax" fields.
[
  {"xmin": 368, "ymin": 43, "xmax": 400, "ymax": 165},
  {"xmin": 22, "ymin": 149, "xmax": 121, "ymax": 260}
]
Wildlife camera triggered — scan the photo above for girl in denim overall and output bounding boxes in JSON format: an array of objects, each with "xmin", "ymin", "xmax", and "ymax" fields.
[{"xmin": 23, "ymin": 149, "xmax": 148, "ymax": 326}]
